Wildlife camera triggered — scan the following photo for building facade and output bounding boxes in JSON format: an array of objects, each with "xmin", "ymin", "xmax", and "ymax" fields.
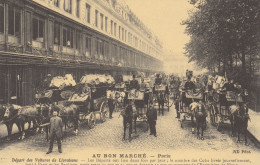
[{"xmin": 0, "ymin": 0, "xmax": 164, "ymax": 105}]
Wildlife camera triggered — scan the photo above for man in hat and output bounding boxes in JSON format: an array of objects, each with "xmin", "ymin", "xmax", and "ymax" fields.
[
  {"xmin": 147, "ymin": 102, "xmax": 157, "ymax": 137},
  {"xmin": 154, "ymin": 74, "xmax": 162, "ymax": 85},
  {"xmin": 129, "ymin": 75, "xmax": 140, "ymax": 90},
  {"xmin": 46, "ymin": 109, "xmax": 63, "ymax": 154},
  {"xmin": 184, "ymin": 76, "xmax": 195, "ymax": 91},
  {"xmin": 108, "ymin": 89, "xmax": 115, "ymax": 119}
]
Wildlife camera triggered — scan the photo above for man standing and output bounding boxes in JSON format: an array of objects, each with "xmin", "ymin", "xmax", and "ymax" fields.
[
  {"xmin": 184, "ymin": 77, "xmax": 195, "ymax": 91},
  {"xmin": 108, "ymin": 90, "xmax": 115, "ymax": 119},
  {"xmin": 147, "ymin": 103, "xmax": 157, "ymax": 137},
  {"xmin": 129, "ymin": 75, "xmax": 140, "ymax": 90},
  {"xmin": 46, "ymin": 109, "xmax": 63, "ymax": 154}
]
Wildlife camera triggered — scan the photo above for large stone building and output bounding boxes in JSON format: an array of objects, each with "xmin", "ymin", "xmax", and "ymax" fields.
[{"xmin": 0, "ymin": 0, "xmax": 164, "ymax": 105}]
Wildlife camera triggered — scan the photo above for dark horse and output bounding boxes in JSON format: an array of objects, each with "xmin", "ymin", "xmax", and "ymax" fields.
[
  {"xmin": 229, "ymin": 104, "xmax": 250, "ymax": 145},
  {"xmin": 121, "ymin": 102, "xmax": 134, "ymax": 141},
  {"xmin": 16, "ymin": 104, "xmax": 46, "ymax": 140},
  {"xmin": 38, "ymin": 104, "xmax": 52, "ymax": 141},
  {"xmin": 52, "ymin": 103, "xmax": 79, "ymax": 135},
  {"xmin": 190, "ymin": 101, "xmax": 207, "ymax": 140},
  {"xmin": 0, "ymin": 104, "xmax": 21, "ymax": 140},
  {"xmin": 157, "ymin": 91, "xmax": 165, "ymax": 115}
]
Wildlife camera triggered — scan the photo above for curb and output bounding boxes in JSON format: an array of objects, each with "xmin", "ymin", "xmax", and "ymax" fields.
[{"xmin": 247, "ymin": 130, "xmax": 260, "ymax": 149}]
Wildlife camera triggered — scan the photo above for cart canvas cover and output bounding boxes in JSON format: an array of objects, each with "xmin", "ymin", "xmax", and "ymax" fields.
[
  {"xmin": 128, "ymin": 90, "xmax": 144, "ymax": 100},
  {"xmin": 185, "ymin": 90, "xmax": 203, "ymax": 99},
  {"xmin": 68, "ymin": 93, "xmax": 89, "ymax": 102}
]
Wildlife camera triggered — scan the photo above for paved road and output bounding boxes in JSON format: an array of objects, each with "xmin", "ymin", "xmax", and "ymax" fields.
[{"xmin": 0, "ymin": 103, "xmax": 259, "ymax": 157}]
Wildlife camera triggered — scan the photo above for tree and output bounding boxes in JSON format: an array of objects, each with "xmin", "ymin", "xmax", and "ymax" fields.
[{"xmin": 183, "ymin": 0, "xmax": 260, "ymax": 87}]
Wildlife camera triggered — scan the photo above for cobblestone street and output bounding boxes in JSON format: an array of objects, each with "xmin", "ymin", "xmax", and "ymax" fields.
[{"xmin": 1, "ymin": 104, "xmax": 259, "ymax": 158}]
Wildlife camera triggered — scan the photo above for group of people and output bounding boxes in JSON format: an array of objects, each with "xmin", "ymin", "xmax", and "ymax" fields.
[
  {"xmin": 174, "ymin": 70, "xmax": 249, "ymax": 119},
  {"xmin": 45, "ymin": 72, "xmax": 174, "ymax": 153}
]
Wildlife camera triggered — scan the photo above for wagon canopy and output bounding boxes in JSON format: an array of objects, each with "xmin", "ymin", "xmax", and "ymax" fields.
[
  {"xmin": 36, "ymin": 74, "xmax": 76, "ymax": 103},
  {"xmin": 80, "ymin": 74, "xmax": 115, "ymax": 85},
  {"xmin": 50, "ymin": 74, "xmax": 76, "ymax": 89}
]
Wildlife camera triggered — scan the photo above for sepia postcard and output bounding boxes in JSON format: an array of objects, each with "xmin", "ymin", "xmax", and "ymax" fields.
[{"xmin": 0, "ymin": 0, "xmax": 259, "ymax": 165}]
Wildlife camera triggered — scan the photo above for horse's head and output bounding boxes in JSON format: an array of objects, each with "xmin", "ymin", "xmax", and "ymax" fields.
[
  {"xmin": 239, "ymin": 104, "xmax": 249, "ymax": 119},
  {"xmin": 193, "ymin": 101, "xmax": 206, "ymax": 117},
  {"xmin": 40, "ymin": 104, "xmax": 52, "ymax": 118},
  {"xmin": 2, "ymin": 104, "xmax": 19, "ymax": 121},
  {"xmin": 0, "ymin": 105, "xmax": 5, "ymax": 121}
]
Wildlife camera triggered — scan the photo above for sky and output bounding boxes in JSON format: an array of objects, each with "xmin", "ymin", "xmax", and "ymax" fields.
[{"xmin": 124, "ymin": 0, "xmax": 206, "ymax": 75}]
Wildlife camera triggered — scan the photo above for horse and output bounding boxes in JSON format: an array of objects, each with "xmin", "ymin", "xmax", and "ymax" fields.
[
  {"xmin": 190, "ymin": 101, "xmax": 207, "ymax": 140},
  {"xmin": 121, "ymin": 103, "xmax": 134, "ymax": 142},
  {"xmin": 16, "ymin": 104, "xmax": 45, "ymax": 140},
  {"xmin": 38, "ymin": 104, "xmax": 52, "ymax": 141},
  {"xmin": 157, "ymin": 91, "xmax": 165, "ymax": 115},
  {"xmin": 229, "ymin": 104, "xmax": 250, "ymax": 145},
  {"xmin": 0, "ymin": 104, "xmax": 21, "ymax": 141},
  {"xmin": 52, "ymin": 103, "xmax": 79, "ymax": 135}
]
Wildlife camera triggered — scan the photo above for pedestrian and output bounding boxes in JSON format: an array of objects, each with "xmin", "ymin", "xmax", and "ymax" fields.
[
  {"xmin": 108, "ymin": 90, "xmax": 115, "ymax": 119},
  {"xmin": 147, "ymin": 102, "xmax": 157, "ymax": 137},
  {"xmin": 46, "ymin": 109, "xmax": 63, "ymax": 154},
  {"xmin": 175, "ymin": 98, "xmax": 180, "ymax": 119}
]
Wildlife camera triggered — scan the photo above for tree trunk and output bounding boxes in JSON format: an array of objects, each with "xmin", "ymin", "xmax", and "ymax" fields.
[
  {"xmin": 241, "ymin": 51, "xmax": 246, "ymax": 73},
  {"xmin": 229, "ymin": 53, "xmax": 233, "ymax": 72}
]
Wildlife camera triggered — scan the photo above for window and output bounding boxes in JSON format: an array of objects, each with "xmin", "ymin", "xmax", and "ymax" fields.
[
  {"xmin": 0, "ymin": 4, "xmax": 4, "ymax": 33},
  {"xmin": 95, "ymin": 10, "xmax": 98, "ymax": 27},
  {"xmin": 105, "ymin": 41, "xmax": 109, "ymax": 60},
  {"xmin": 105, "ymin": 17, "xmax": 107, "ymax": 32},
  {"xmin": 32, "ymin": 15, "xmax": 44, "ymax": 42},
  {"xmin": 54, "ymin": 0, "xmax": 59, "ymax": 7},
  {"xmin": 63, "ymin": 26, "xmax": 73, "ymax": 48},
  {"xmin": 119, "ymin": 26, "xmax": 121, "ymax": 39},
  {"xmin": 122, "ymin": 28, "xmax": 124, "ymax": 41},
  {"xmin": 86, "ymin": 4, "xmax": 91, "ymax": 23},
  {"xmin": 110, "ymin": 20, "xmax": 113, "ymax": 35},
  {"xmin": 125, "ymin": 30, "xmax": 127, "ymax": 41},
  {"xmin": 85, "ymin": 35, "xmax": 91, "ymax": 55},
  {"xmin": 76, "ymin": 30, "xmax": 81, "ymax": 50},
  {"xmin": 76, "ymin": 0, "xmax": 80, "ymax": 18},
  {"xmin": 114, "ymin": 23, "xmax": 116, "ymax": 36},
  {"xmin": 8, "ymin": 6, "xmax": 21, "ymax": 37},
  {"xmin": 128, "ymin": 32, "xmax": 130, "ymax": 43},
  {"xmin": 54, "ymin": 22, "xmax": 60, "ymax": 45},
  {"xmin": 111, "ymin": 44, "xmax": 117, "ymax": 61},
  {"xmin": 95, "ymin": 39, "xmax": 98, "ymax": 54},
  {"xmin": 100, "ymin": 13, "xmax": 104, "ymax": 30},
  {"xmin": 100, "ymin": 40, "xmax": 104, "ymax": 56},
  {"xmin": 64, "ymin": 0, "xmax": 72, "ymax": 13}
]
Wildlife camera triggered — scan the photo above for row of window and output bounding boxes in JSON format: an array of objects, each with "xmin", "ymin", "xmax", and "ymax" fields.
[
  {"xmin": 0, "ymin": 3, "xmax": 157, "ymax": 69},
  {"xmin": 43, "ymin": 0, "xmax": 160, "ymax": 57},
  {"xmin": 86, "ymin": 3, "xmax": 158, "ymax": 57}
]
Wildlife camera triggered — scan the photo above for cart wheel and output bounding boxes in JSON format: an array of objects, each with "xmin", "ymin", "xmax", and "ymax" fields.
[
  {"xmin": 88, "ymin": 112, "xmax": 96, "ymax": 129},
  {"xmin": 100, "ymin": 101, "xmax": 109, "ymax": 122},
  {"xmin": 215, "ymin": 115, "xmax": 221, "ymax": 131},
  {"xmin": 209, "ymin": 105, "xmax": 215, "ymax": 126}
]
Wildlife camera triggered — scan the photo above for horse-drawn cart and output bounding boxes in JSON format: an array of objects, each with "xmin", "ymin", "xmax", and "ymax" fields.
[
  {"xmin": 152, "ymin": 84, "xmax": 170, "ymax": 114},
  {"xmin": 178, "ymin": 89, "xmax": 204, "ymax": 128},
  {"xmin": 209, "ymin": 90, "xmax": 244, "ymax": 131},
  {"xmin": 127, "ymin": 89, "xmax": 151, "ymax": 132},
  {"xmin": 67, "ymin": 74, "xmax": 113, "ymax": 129}
]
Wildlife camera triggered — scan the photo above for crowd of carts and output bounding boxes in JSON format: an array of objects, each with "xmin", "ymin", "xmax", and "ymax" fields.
[
  {"xmin": 174, "ymin": 74, "xmax": 250, "ymax": 144},
  {"xmin": 0, "ymin": 72, "xmax": 250, "ymax": 145}
]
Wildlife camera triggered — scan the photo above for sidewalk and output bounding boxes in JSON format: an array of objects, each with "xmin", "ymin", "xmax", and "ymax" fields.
[{"xmin": 248, "ymin": 109, "xmax": 260, "ymax": 143}]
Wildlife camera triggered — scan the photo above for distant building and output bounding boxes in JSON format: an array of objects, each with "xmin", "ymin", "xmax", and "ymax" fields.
[{"xmin": 0, "ymin": 0, "xmax": 164, "ymax": 105}]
